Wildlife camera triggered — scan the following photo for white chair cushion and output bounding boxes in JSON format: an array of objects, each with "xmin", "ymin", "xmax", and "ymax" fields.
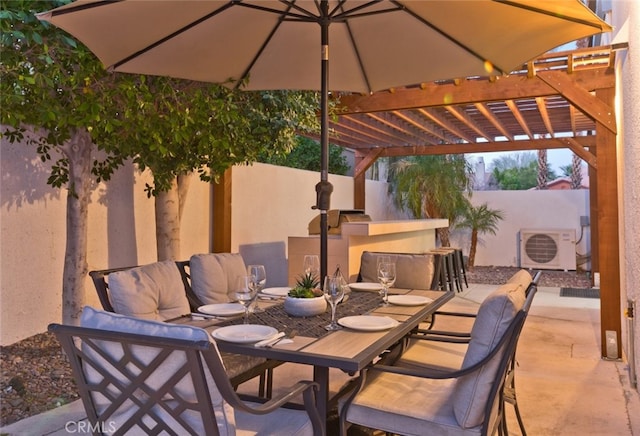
[
  {"xmin": 80, "ymin": 306, "xmax": 236, "ymax": 435},
  {"xmin": 190, "ymin": 253, "xmax": 247, "ymax": 304},
  {"xmin": 507, "ymin": 269, "xmax": 533, "ymax": 290},
  {"xmin": 236, "ymin": 407, "xmax": 315, "ymax": 436},
  {"xmin": 452, "ymin": 281, "xmax": 526, "ymax": 428},
  {"xmin": 360, "ymin": 252, "xmax": 435, "ymax": 289},
  {"xmin": 342, "ymin": 371, "xmax": 478, "ymax": 436},
  {"xmin": 107, "ymin": 260, "xmax": 190, "ymax": 320}
]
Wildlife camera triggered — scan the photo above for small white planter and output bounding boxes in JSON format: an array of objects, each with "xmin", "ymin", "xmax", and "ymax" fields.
[{"xmin": 284, "ymin": 296, "xmax": 327, "ymax": 317}]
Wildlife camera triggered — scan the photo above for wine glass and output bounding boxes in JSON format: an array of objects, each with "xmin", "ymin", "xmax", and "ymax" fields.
[
  {"xmin": 303, "ymin": 255, "xmax": 320, "ymax": 277},
  {"xmin": 377, "ymin": 262, "xmax": 396, "ymax": 306},
  {"xmin": 227, "ymin": 276, "xmax": 257, "ymax": 324},
  {"xmin": 247, "ymin": 264, "xmax": 266, "ymax": 313},
  {"xmin": 376, "ymin": 255, "xmax": 392, "ymax": 272},
  {"xmin": 323, "ymin": 276, "xmax": 345, "ymax": 331}
]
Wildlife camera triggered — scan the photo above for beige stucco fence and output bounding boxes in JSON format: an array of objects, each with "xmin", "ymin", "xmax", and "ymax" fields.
[{"xmin": 1, "ymin": 140, "xmax": 591, "ymax": 345}]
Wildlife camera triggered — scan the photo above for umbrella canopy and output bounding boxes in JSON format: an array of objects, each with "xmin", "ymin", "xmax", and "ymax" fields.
[{"xmin": 38, "ymin": 0, "xmax": 610, "ymax": 278}]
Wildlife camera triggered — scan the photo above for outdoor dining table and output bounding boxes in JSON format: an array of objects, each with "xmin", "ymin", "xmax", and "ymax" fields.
[{"xmin": 182, "ymin": 287, "xmax": 453, "ymax": 433}]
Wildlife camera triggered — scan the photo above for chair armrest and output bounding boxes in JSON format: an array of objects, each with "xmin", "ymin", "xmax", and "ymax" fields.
[
  {"xmin": 412, "ymin": 328, "xmax": 471, "ymax": 338},
  {"xmin": 228, "ymin": 380, "xmax": 318, "ymax": 414},
  {"xmin": 433, "ymin": 310, "xmax": 477, "ymax": 319},
  {"xmin": 408, "ymin": 331, "xmax": 471, "ymax": 344},
  {"xmin": 225, "ymin": 380, "xmax": 324, "ymax": 434}
]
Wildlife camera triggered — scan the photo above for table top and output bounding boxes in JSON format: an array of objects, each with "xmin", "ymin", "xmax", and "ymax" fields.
[{"xmin": 196, "ymin": 288, "xmax": 453, "ymax": 374}]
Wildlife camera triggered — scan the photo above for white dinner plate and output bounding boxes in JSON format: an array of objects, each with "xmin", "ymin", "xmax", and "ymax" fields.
[
  {"xmin": 338, "ymin": 315, "xmax": 399, "ymax": 331},
  {"xmin": 198, "ymin": 303, "xmax": 245, "ymax": 317},
  {"xmin": 211, "ymin": 325, "xmax": 278, "ymax": 344},
  {"xmin": 387, "ymin": 295, "xmax": 433, "ymax": 306},
  {"xmin": 348, "ymin": 282, "xmax": 383, "ymax": 292},
  {"xmin": 261, "ymin": 287, "xmax": 290, "ymax": 297}
]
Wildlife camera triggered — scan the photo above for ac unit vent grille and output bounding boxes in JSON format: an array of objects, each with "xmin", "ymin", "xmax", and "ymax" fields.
[
  {"xmin": 519, "ymin": 229, "xmax": 577, "ymax": 271},
  {"xmin": 524, "ymin": 234, "xmax": 558, "ymax": 264}
]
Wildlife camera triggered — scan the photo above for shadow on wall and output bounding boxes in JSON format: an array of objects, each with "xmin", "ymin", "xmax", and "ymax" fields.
[
  {"xmin": 103, "ymin": 161, "xmax": 140, "ymax": 267},
  {"xmin": 1, "ymin": 136, "xmax": 62, "ymax": 210}
]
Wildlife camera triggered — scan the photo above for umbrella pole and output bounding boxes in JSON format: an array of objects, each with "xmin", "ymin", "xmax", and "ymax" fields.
[{"xmin": 318, "ymin": 0, "xmax": 332, "ymax": 281}]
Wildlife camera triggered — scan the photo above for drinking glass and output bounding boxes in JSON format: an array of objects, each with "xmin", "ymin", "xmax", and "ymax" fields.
[
  {"xmin": 303, "ymin": 255, "xmax": 320, "ymax": 277},
  {"xmin": 323, "ymin": 276, "xmax": 345, "ymax": 331},
  {"xmin": 227, "ymin": 276, "xmax": 257, "ymax": 324},
  {"xmin": 247, "ymin": 264, "xmax": 266, "ymax": 313},
  {"xmin": 376, "ymin": 255, "xmax": 392, "ymax": 271},
  {"xmin": 377, "ymin": 262, "xmax": 396, "ymax": 306}
]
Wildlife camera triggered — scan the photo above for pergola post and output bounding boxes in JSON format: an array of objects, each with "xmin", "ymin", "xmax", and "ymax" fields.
[
  {"xmin": 595, "ymin": 86, "xmax": 622, "ymax": 359},
  {"xmin": 212, "ymin": 168, "xmax": 233, "ymax": 253}
]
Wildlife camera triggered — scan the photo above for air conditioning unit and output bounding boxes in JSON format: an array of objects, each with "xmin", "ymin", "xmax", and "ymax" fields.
[{"xmin": 519, "ymin": 229, "xmax": 577, "ymax": 271}]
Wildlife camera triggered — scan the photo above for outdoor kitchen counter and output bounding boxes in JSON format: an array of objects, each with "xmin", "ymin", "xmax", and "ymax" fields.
[{"xmin": 288, "ymin": 218, "xmax": 449, "ymax": 283}]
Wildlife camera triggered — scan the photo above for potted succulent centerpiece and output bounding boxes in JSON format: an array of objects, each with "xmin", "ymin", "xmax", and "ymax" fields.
[{"xmin": 284, "ymin": 272, "xmax": 327, "ymax": 317}]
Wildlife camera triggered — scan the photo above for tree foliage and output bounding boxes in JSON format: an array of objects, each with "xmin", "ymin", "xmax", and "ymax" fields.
[
  {"xmin": 1, "ymin": 0, "xmax": 125, "ymax": 188},
  {"xmin": 455, "ymin": 203, "xmax": 504, "ymax": 269},
  {"xmin": 259, "ymin": 135, "xmax": 349, "ymax": 175},
  {"xmin": 490, "ymin": 152, "xmax": 557, "ymax": 190},
  {"xmin": 1, "ymin": 0, "xmax": 321, "ymax": 320},
  {"xmin": 389, "ymin": 155, "xmax": 473, "ymax": 245}
]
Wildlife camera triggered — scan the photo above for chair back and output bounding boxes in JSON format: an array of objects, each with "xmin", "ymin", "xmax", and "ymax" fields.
[
  {"xmin": 188, "ymin": 253, "xmax": 247, "ymax": 305},
  {"xmin": 452, "ymin": 280, "xmax": 527, "ymax": 430},
  {"xmin": 175, "ymin": 260, "xmax": 208, "ymax": 311},
  {"xmin": 238, "ymin": 241, "xmax": 288, "ymax": 287},
  {"xmin": 49, "ymin": 307, "xmax": 237, "ymax": 435},
  {"xmin": 474, "ymin": 308, "xmax": 528, "ymax": 434},
  {"xmin": 357, "ymin": 251, "xmax": 441, "ymax": 290},
  {"xmin": 89, "ymin": 261, "xmax": 190, "ymax": 321}
]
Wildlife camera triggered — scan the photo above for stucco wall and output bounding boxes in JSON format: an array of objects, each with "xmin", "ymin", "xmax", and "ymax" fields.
[
  {"xmin": 616, "ymin": 0, "xmax": 640, "ymax": 388},
  {"xmin": 0, "ymin": 144, "xmax": 596, "ymax": 344},
  {"xmin": 450, "ymin": 190, "xmax": 591, "ymax": 269}
]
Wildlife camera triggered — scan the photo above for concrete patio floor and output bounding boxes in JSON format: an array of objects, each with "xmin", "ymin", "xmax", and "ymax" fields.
[{"xmin": 2, "ymin": 283, "xmax": 639, "ymax": 435}]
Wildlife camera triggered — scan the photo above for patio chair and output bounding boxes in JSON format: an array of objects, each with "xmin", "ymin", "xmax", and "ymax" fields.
[
  {"xmin": 356, "ymin": 251, "xmax": 444, "ymax": 291},
  {"xmin": 339, "ymin": 276, "xmax": 531, "ymax": 436},
  {"xmin": 89, "ymin": 262, "xmax": 280, "ymax": 397},
  {"xmin": 88, "ymin": 260, "xmax": 192, "ymax": 319},
  {"xmin": 50, "ymin": 306, "xmax": 322, "ymax": 436},
  {"xmin": 393, "ymin": 270, "xmax": 540, "ymax": 435}
]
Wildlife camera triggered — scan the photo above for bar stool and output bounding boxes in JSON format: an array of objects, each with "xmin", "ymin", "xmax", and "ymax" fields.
[
  {"xmin": 430, "ymin": 247, "xmax": 467, "ymax": 292},
  {"xmin": 453, "ymin": 248, "xmax": 468, "ymax": 288},
  {"xmin": 429, "ymin": 248, "xmax": 457, "ymax": 292}
]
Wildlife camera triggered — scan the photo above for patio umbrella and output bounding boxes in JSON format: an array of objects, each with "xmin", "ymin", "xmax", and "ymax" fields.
[{"xmin": 38, "ymin": 0, "xmax": 610, "ymax": 279}]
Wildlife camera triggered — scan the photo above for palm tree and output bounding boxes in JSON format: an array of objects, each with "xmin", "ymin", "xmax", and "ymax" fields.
[
  {"xmin": 570, "ymin": 153, "xmax": 583, "ymax": 189},
  {"xmin": 456, "ymin": 203, "xmax": 504, "ymax": 269},
  {"xmin": 389, "ymin": 155, "xmax": 472, "ymax": 246},
  {"xmin": 537, "ymin": 149, "xmax": 548, "ymax": 189}
]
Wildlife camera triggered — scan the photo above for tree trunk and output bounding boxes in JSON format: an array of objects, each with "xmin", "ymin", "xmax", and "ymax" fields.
[
  {"xmin": 437, "ymin": 227, "xmax": 451, "ymax": 247},
  {"xmin": 177, "ymin": 173, "xmax": 191, "ymax": 223},
  {"xmin": 468, "ymin": 229, "xmax": 479, "ymax": 270},
  {"xmin": 61, "ymin": 129, "xmax": 92, "ymax": 325},
  {"xmin": 571, "ymin": 153, "xmax": 583, "ymax": 189},
  {"xmin": 155, "ymin": 177, "xmax": 182, "ymax": 261},
  {"xmin": 537, "ymin": 149, "xmax": 548, "ymax": 190}
]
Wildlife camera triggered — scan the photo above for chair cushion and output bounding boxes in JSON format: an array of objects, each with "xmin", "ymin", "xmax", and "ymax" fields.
[
  {"xmin": 507, "ymin": 269, "xmax": 533, "ymax": 290},
  {"xmin": 80, "ymin": 306, "xmax": 236, "ymax": 435},
  {"xmin": 452, "ymin": 281, "xmax": 526, "ymax": 428},
  {"xmin": 236, "ymin": 405, "xmax": 315, "ymax": 435},
  {"xmin": 107, "ymin": 260, "xmax": 190, "ymax": 320},
  {"xmin": 359, "ymin": 252, "xmax": 435, "ymax": 290},
  {"xmin": 190, "ymin": 253, "xmax": 247, "ymax": 304},
  {"xmin": 239, "ymin": 241, "xmax": 288, "ymax": 287},
  {"xmin": 341, "ymin": 371, "xmax": 475, "ymax": 436}
]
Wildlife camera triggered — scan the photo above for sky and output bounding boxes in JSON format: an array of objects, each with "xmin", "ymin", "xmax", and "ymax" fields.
[{"xmin": 466, "ymin": 148, "xmax": 575, "ymax": 173}]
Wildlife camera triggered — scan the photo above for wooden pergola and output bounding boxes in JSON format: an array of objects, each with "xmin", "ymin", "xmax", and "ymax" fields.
[{"xmin": 215, "ymin": 46, "xmax": 620, "ymax": 357}]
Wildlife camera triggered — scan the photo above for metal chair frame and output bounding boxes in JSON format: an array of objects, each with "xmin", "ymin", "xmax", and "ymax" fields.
[{"xmin": 50, "ymin": 323, "xmax": 322, "ymax": 436}]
